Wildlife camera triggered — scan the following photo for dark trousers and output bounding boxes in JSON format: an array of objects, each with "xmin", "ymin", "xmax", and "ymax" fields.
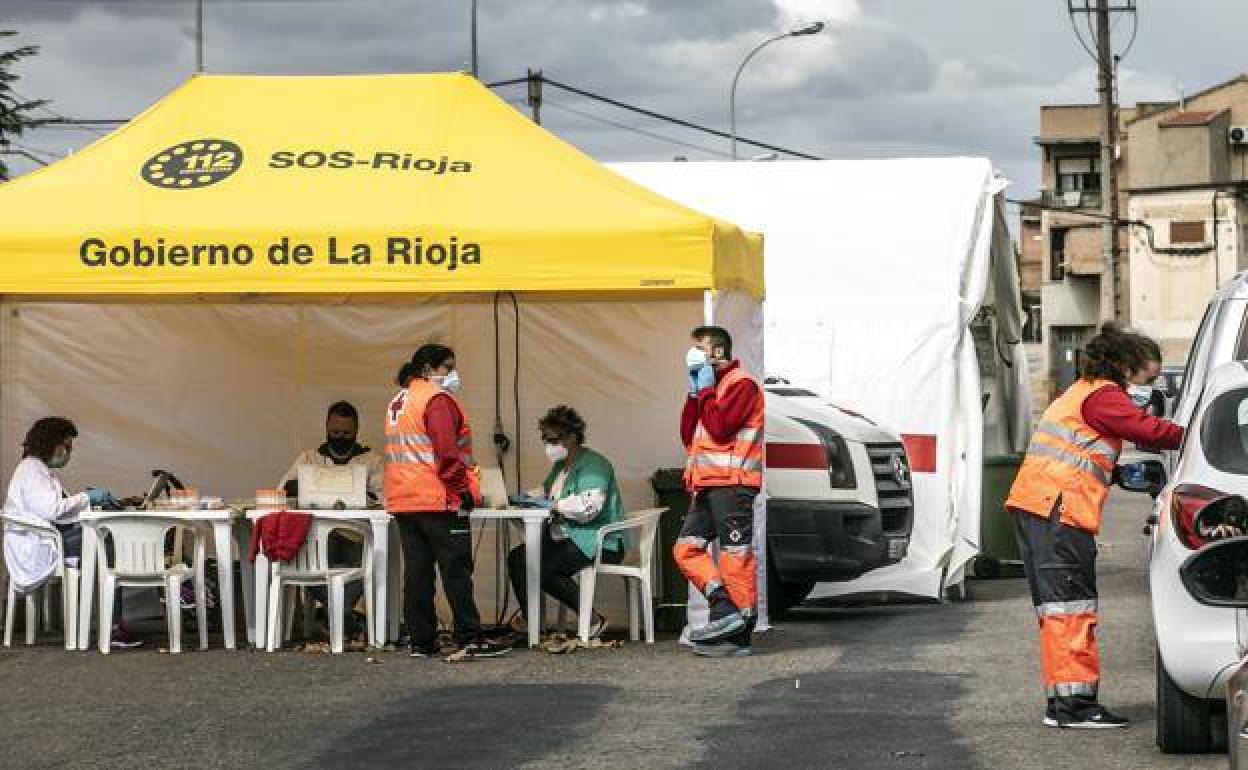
[
  {"xmin": 1013, "ymin": 504, "xmax": 1100, "ymax": 707},
  {"xmin": 396, "ymin": 513, "xmax": 481, "ymax": 647},
  {"xmin": 506, "ymin": 527, "xmax": 623, "ymax": 618}
]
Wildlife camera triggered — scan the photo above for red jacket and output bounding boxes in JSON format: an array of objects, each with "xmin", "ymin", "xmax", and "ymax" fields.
[
  {"xmin": 1081, "ymin": 384, "xmax": 1184, "ymax": 450},
  {"xmin": 680, "ymin": 360, "xmax": 762, "ymax": 447},
  {"xmin": 248, "ymin": 511, "xmax": 312, "ymax": 563},
  {"xmin": 426, "ymin": 392, "xmax": 471, "ymax": 496}
]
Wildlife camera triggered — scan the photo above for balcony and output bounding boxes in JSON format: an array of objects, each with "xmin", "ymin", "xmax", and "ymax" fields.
[{"xmin": 1041, "ymin": 189, "xmax": 1102, "ymax": 210}]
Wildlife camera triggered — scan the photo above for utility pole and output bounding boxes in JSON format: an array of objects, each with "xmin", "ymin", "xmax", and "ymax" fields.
[
  {"xmin": 526, "ymin": 68, "xmax": 542, "ymax": 125},
  {"xmin": 1095, "ymin": 0, "xmax": 1118, "ymax": 321},
  {"xmin": 1068, "ymin": 1, "xmax": 1137, "ymax": 323}
]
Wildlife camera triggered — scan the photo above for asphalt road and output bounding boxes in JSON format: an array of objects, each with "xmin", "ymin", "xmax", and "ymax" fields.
[{"xmin": 0, "ymin": 490, "xmax": 1227, "ymax": 769}]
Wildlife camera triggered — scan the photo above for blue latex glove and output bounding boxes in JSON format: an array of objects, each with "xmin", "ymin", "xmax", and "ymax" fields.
[
  {"xmin": 693, "ymin": 363, "xmax": 716, "ymax": 393},
  {"xmin": 86, "ymin": 487, "xmax": 111, "ymax": 506}
]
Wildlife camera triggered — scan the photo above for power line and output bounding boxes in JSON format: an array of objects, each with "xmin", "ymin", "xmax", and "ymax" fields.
[
  {"xmin": 492, "ymin": 74, "xmax": 822, "ymax": 160},
  {"xmin": 543, "ymin": 98, "xmax": 733, "ymax": 159}
]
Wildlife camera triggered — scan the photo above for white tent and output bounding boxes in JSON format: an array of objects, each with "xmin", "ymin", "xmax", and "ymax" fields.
[{"xmin": 612, "ymin": 159, "xmax": 1032, "ymax": 599}]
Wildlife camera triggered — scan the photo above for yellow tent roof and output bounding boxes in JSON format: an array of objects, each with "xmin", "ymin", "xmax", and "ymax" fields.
[{"xmin": 0, "ymin": 73, "xmax": 762, "ymax": 297}]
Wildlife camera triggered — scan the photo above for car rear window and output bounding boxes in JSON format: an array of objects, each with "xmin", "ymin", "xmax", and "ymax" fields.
[{"xmin": 1200, "ymin": 385, "xmax": 1248, "ymax": 474}]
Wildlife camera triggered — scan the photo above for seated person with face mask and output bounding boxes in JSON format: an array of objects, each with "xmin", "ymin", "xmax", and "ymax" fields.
[
  {"xmin": 3, "ymin": 417, "xmax": 141, "ymax": 648},
  {"xmin": 277, "ymin": 400, "xmax": 383, "ymax": 640},
  {"xmin": 506, "ymin": 405, "xmax": 625, "ymax": 640}
]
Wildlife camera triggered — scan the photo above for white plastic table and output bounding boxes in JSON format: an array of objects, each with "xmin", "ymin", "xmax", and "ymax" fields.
[
  {"xmin": 77, "ymin": 508, "xmax": 253, "ymax": 651},
  {"xmin": 248, "ymin": 508, "xmax": 550, "ymax": 649},
  {"xmin": 471, "ymin": 509, "xmax": 550, "ymax": 648}
]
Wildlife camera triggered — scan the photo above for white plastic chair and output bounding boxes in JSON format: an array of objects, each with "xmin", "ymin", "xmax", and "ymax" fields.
[
  {"xmin": 2, "ymin": 515, "xmax": 79, "ymax": 650},
  {"xmin": 572, "ymin": 508, "xmax": 666, "ymax": 645},
  {"xmin": 266, "ymin": 517, "xmax": 374, "ymax": 654},
  {"xmin": 93, "ymin": 515, "xmax": 207, "ymax": 654}
]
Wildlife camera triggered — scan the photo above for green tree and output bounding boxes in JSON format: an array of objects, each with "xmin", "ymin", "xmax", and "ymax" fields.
[{"xmin": 0, "ymin": 29, "xmax": 50, "ymax": 181}]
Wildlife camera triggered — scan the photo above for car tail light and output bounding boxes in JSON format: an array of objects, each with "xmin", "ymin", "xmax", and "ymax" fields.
[
  {"xmin": 1171, "ymin": 483, "xmax": 1224, "ymax": 549},
  {"xmin": 792, "ymin": 418, "xmax": 857, "ymax": 489}
]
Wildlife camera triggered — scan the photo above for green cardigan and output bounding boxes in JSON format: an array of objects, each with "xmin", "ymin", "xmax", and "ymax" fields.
[{"xmin": 543, "ymin": 446, "xmax": 625, "ymax": 559}]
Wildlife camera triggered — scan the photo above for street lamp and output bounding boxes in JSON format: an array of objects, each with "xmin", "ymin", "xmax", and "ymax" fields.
[{"xmin": 729, "ymin": 21, "xmax": 824, "ymax": 160}]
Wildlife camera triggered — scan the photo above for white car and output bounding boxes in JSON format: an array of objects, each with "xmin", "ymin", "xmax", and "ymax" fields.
[
  {"xmin": 1148, "ymin": 270, "xmax": 1248, "ymax": 748},
  {"xmin": 1176, "ymin": 535, "xmax": 1248, "ymax": 768},
  {"xmin": 1151, "ymin": 362, "xmax": 1248, "ymax": 753},
  {"xmin": 763, "ymin": 384, "xmax": 913, "ymax": 613}
]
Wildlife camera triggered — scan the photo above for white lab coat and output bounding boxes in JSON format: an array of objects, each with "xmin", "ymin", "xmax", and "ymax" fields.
[{"xmin": 2, "ymin": 456, "xmax": 89, "ymax": 594}]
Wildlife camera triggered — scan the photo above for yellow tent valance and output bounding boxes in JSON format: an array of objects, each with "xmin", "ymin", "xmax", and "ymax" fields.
[{"xmin": 0, "ymin": 73, "xmax": 762, "ymax": 298}]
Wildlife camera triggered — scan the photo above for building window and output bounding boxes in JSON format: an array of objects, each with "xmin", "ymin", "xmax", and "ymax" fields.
[
  {"xmin": 1056, "ymin": 156, "xmax": 1101, "ymax": 192},
  {"xmin": 1170, "ymin": 220, "xmax": 1207, "ymax": 244},
  {"xmin": 1022, "ymin": 292, "xmax": 1043, "ymax": 344},
  {"xmin": 1050, "ymin": 228, "xmax": 1066, "ymax": 281}
]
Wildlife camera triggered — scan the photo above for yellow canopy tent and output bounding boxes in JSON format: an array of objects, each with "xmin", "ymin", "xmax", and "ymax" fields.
[
  {"xmin": 0, "ymin": 73, "xmax": 764, "ymax": 626},
  {"xmin": 0, "ymin": 73, "xmax": 760, "ymax": 297}
]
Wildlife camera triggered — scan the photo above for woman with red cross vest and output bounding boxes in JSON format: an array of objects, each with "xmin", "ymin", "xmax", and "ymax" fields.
[
  {"xmin": 675, "ymin": 325, "xmax": 765, "ymax": 658},
  {"xmin": 1006, "ymin": 323, "xmax": 1183, "ymax": 729}
]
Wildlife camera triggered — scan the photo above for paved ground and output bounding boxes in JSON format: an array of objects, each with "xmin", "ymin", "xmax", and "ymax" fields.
[{"xmin": 0, "ymin": 490, "xmax": 1228, "ymax": 769}]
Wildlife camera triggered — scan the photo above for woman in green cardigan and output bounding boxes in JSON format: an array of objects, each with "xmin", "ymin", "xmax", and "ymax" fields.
[{"xmin": 507, "ymin": 405, "xmax": 624, "ymax": 639}]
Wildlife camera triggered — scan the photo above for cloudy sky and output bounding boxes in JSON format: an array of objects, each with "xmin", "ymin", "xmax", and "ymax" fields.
[{"xmin": 1, "ymin": 0, "xmax": 1245, "ymax": 206}]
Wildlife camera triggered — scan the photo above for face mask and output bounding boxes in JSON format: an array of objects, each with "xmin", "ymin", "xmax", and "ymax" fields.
[
  {"xmin": 1127, "ymin": 384, "xmax": 1154, "ymax": 409},
  {"xmin": 433, "ymin": 370, "xmax": 462, "ymax": 394},
  {"xmin": 326, "ymin": 437, "xmax": 357, "ymax": 456},
  {"xmin": 47, "ymin": 447, "xmax": 70, "ymax": 469},
  {"xmin": 545, "ymin": 444, "xmax": 568, "ymax": 463},
  {"xmin": 686, "ymin": 346, "xmax": 709, "ymax": 371}
]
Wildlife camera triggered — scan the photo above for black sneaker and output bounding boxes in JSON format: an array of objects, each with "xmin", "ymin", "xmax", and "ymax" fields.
[
  {"xmin": 408, "ymin": 642, "xmax": 440, "ymax": 658},
  {"xmin": 1043, "ymin": 699, "xmax": 1057, "ymax": 728},
  {"xmin": 459, "ymin": 638, "xmax": 511, "ymax": 659},
  {"xmin": 1058, "ymin": 704, "xmax": 1129, "ymax": 729},
  {"xmin": 688, "ymin": 612, "xmax": 746, "ymax": 643}
]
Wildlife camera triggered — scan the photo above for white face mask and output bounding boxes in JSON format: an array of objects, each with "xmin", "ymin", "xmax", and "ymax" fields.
[
  {"xmin": 434, "ymin": 370, "xmax": 462, "ymax": 394},
  {"xmin": 47, "ymin": 447, "xmax": 70, "ymax": 469},
  {"xmin": 545, "ymin": 443, "xmax": 568, "ymax": 463},
  {"xmin": 686, "ymin": 346, "xmax": 709, "ymax": 371},
  {"xmin": 1127, "ymin": 384, "xmax": 1154, "ymax": 409}
]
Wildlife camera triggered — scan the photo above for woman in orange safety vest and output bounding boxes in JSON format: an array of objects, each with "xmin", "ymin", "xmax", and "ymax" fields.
[
  {"xmin": 384, "ymin": 344, "xmax": 507, "ymax": 660},
  {"xmin": 1006, "ymin": 323, "xmax": 1183, "ymax": 729}
]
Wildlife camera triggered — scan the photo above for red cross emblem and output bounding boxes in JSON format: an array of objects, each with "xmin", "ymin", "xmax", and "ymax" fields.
[{"xmin": 388, "ymin": 390, "xmax": 407, "ymax": 425}]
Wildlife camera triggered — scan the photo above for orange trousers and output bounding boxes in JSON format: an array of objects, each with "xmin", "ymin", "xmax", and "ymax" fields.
[
  {"xmin": 1013, "ymin": 506, "xmax": 1100, "ymax": 699},
  {"xmin": 672, "ymin": 486, "xmax": 758, "ymax": 612}
]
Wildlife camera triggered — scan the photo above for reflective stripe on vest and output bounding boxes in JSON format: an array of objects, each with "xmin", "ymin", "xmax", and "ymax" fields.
[
  {"xmin": 384, "ymin": 380, "xmax": 480, "ymax": 512},
  {"xmin": 1005, "ymin": 378, "xmax": 1123, "ymax": 534},
  {"xmin": 684, "ymin": 366, "xmax": 764, "ymax": 490}
]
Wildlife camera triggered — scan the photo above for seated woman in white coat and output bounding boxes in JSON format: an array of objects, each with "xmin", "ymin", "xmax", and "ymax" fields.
[{"xmin": 2, "ymin": 417, "xmax": 140, "ymax": 648}]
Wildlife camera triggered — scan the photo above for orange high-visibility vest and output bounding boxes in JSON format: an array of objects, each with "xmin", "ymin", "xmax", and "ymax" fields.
[
  {"xmin": 684, "ymin": 366, "xmax": 765, "ymax": 492},
  {"xmin": 1006, "ymin": 378, "xmax": 1123, "ymax": 534},
  {"xmin": 384, "ymin": 379, "xmax": 480, "ymax": 512}
]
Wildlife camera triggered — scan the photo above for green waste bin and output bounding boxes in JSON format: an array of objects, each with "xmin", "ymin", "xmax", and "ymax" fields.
[
  {"xmin": 976, "ymin": 453, "xmax": 1025, "ymax": 578},
  {"xmin": 650, "ymin": 468, "xmax": 691, "ymax": 632}
]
